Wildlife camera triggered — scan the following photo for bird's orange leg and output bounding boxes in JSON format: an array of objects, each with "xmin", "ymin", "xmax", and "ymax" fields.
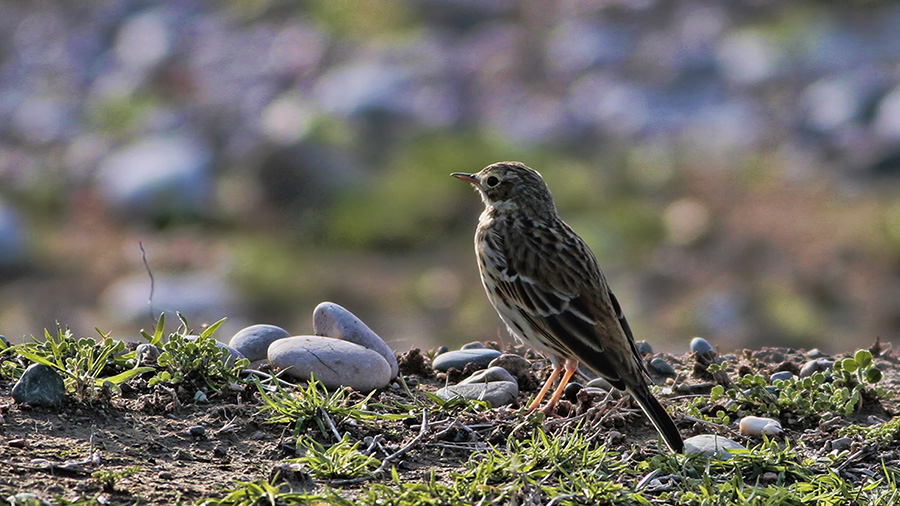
[
  {"xmin": 526, "ymin": 362, "xmax": 563, "ymax": 413},
  {"xmin": 541, "ymin": 358, "xmax": 579, "ymax": 414}
]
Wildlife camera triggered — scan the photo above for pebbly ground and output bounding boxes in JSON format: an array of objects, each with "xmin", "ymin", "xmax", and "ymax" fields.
[{"xmin": 2, "ymin": 341, "xmax": 900, "ymax": 505}]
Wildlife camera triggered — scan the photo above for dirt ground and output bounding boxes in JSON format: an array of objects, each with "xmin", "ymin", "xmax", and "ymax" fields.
[{"xmin": 2, "ymin": 342, "xmax": 900, "ymax": 505}]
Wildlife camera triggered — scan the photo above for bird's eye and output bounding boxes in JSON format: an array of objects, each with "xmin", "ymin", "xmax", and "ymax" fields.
[{"xmin": 486, "ymin": 176, "xmax": 500, "ymax": 187}]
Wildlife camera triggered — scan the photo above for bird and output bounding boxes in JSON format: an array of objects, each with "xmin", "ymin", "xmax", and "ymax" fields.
[{"xmin": 452, "ymin": 161, "xmax": 684, "ymax": 453}]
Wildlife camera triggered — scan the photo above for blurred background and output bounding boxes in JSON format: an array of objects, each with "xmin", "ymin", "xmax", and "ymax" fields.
[{"xmin": 1, "ymin": 0, "xmax": 900, "ymax": 354}]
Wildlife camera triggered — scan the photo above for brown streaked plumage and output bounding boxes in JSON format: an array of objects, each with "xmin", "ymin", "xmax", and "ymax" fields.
[{"xmin": 452, "ymin": 161, "xmax": 683, "ymax": 453}]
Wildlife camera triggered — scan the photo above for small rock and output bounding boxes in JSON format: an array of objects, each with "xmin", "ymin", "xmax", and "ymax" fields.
[
  {"xmin": 690, "ymin": 337, "xmax": 715, "ymax": 356},
  {"xmin": 11, "ymin": 364, "xmax": 66, "ymax": 406},
  {"xmin": 432, "ymin": 349, "xmax": 502, "ymax": 372},
  {"xmin": 229, "ymin": 324, "xmax": 291, "ymax": 362},
  {"xmin": 635, "ymin": 340, "xmax": 653, "ymax": 355},
  {"xmin": 739, "ymin": 416, "xmax": 783, "ymax": 436},
  {"xmin": 684, "ymin": 434, "xmax": 746, "ymax": 459},
  {"xmin": 461, "ymin": 341, "xmax": 485, "ymax": 349},
  {"xmin": 187, "ymin": 425, "xmax": 206, "ymax": 438},
  {"xmin": 135, "ymin": 343, "xmax": 161, "ymax": 365},
  {"xmin": 761, "ymin": 471, "xmax": 778, "ymax": 483},
  {"xmin": 564, "ymin": 382, "xmax": 583, "ymax": 401},
  {"xmin": 488, "ymin": 354, "xmax": 532, "ymax": 381},
  {"xmin": 313, "ymin": 302, "xmax": 398, "ymax": 378},
  {"xmin": 586, "ymin": 377, "xmax": 615, "ymax": 391},
  {"xmin": 8, "ymin": 438, "xmax": 29, "ymax": 449},
  {"xmin": 268, "ymin": 336, "xmax": 392, "ymax": 392},
  {"xmin": 435, "ymin": 381, "xmax": 518, "ymax": 407},
  {"xmin": 213, "ymin": 444, "xmax": 229, "ymax": 457},
  {"xmin": 831, "ymin": 437, "xmax": 852, "ymax": 451},
  {"xmin": 649, "ymin": 357, "xmax": 676, "ymax": 376},
  {"xmin": 769, "ymin": 371, "xmax": 794, "ymax": 383},
  {"xmin": 193, "ymin": 391, "xmax": 208, "ymax": 403},
  {"xmin": 799, "ymin": 359, "xmax": 834, "ymax": 378},
  {"xmin": 806, "ymin": 349, "xmax": 828, "ymax": 359},
  {"xmin": 458, "ymin": 366, "xmax": 516, "ymax": 386}
]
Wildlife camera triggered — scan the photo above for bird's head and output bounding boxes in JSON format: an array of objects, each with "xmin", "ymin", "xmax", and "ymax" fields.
[{"xmin": 452, "ymin": 162, "xmax": 556, "ymax": 216}]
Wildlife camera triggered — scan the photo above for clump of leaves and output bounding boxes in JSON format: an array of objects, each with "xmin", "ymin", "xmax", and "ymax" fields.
[
  {"xmin": 839, "ymin": 416, "xmax": 900, "ymax": 445},
  {"xmin": 147, "ymin": 314, "xmax": 249, "ymax": 394},
  {"xmin": 293, "ymin": 434, "xmax": 381, "ymax": 480},
  {"xmin": 91, "ymin": 466, "xmax": 141, "ymax": 492},
  {"xmin": 11, "ymin": 325, "xmax": 153, "ymax": 401},
  {"xmin": 693, "ymin": 349, "xmax": 884, "ymax": 425}
]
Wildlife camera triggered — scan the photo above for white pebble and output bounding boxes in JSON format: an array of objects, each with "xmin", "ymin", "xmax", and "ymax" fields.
[{"xmin": 739, "ymin": 416, "xmax": 783, "ymax": 436}]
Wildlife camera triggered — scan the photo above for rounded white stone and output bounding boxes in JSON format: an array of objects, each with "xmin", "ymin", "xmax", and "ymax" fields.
[
  {"xmin": 268, "ymin": 336, "xmax": 392, "ymax": 392},
  {"xmin": 312, "ymin": 302, "xmax": 398, "ymax": 378}
]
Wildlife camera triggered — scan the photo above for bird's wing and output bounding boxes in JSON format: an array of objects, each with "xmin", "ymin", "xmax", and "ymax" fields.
[
  {"xmin": 489, "ymin": 219, "xmax": 643, "ymax": 387},
  {"xmin": 492, "ymin": 221, "xmax": 611, "ymax": 352}
]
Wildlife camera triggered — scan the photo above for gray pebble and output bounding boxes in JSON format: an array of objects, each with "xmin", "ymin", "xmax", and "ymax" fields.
[
  {"xmin": 432, "ymin": 349, "xmax": 502, "ymax": 372},
  {"xmin": 586, "ymin": 377, "xmax": 615, "ymax": 391},
  {"xmin": 564, "ymin": 382, "xmax": 583, "ymax": 401},
  {"xmin": 435, "ymin": 381, "xmax": 518, "ymax": 407},
  {"xmin": 690, "ymin": 337, "xmax": 715, "ymax": 356},
  {"xmin": 488, "ymin": 354, "xmax": 532, "ymax": 381},
  {"xmin": 806, "ymin": 348, "xmax": 829, "ymax": 359},
  {"xmin": 313, "ymin": 302, "xmax": 398, "ymax": 378},
  {"xmin": 769, "ymin": 371, "xmax": 794, "ymax": 383},
  {"xmin": 799, "ymin": 359, "xmax": 834, "ymax": 377},
  {"xmin": 458, "ymin": 366, "xmax": 516, "ymax": 386},
  {"xmin": 268, "ymin": 336, "xmax": 392, "ymax": 392},
  {"xmin": 460, "ymin": 341, "xmax": 485, "ymax": 349},
  {"xmin": 229, "ymin": 324, "xmax": 291, "ymax": 362},
  {"xmin": 831, "ymin": 437, "xmax": 852, "ymax": 451},
  {"xmin": 649, "ymin": 357, "xmax": 676, "ymax": 376},
  {"xmin": 684, "ymin": 434, "xmax": 746, "ymax": 459},
  {"xmin": 12, "ymin": 363, "xmax": 66, "ymax": 406},
  {"xmin": 635, "ymin": 340, "xmax": 653, "ymax": 356},
  {"xmin": 135, "ymin": 343, "xmax": 161, "ymax": 364},
  {"xmin": 187, "ymin": 425, "xmax": 206, "ymax": 438}
]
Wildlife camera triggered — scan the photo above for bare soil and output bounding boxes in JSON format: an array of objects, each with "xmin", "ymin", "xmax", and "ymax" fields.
[{"xmin": 2, "ymin": 343, "xmax": 900, "ymax": 505}]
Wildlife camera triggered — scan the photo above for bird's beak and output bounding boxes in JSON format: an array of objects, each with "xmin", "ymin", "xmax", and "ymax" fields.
[{"xmin": 451, "ymin": 172, "xmax": 478, "ymax": 184}]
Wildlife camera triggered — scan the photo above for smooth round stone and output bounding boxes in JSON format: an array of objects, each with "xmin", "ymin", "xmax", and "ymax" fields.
[
  {"xmin": 800, "ymin": 359, "xmax": 834, "ymax": 377},
  {"xmin": 458, "ymin": 366, "xmax": 516, "ymax": 386},
  {"xmin": 313, "ymin": 302, "xmax": 398, "ymax": 378},
  {"xmin": 268, "ymin": 336, "xmax": 392, "ymax": 392},
  {"xmin": 739, "ymin": 416, "xmax": 783, "ymax": 436},
  {"xmin": 488, "ymin": 354, "xmax": 532, "ymax": 380},
  {"xmin": 684, "ymin": 434, "xmax": 746, "ymax": 460},
  {"xmin": 184, "ymin": 336, "xmax": 246, "ymax": 367},
  {"xmin": 229, "ymin": 324, "xmax": 290, "ymax": 362},
  {"xmin": 460, "ymin": 341, "xmax": 485, "ymax": 350},
  {"xmin": 135, "ymin": 343, "xmax": 161, "ymax": 364},
  {"xmin": 564, "ymin": 381, "xmax": 583, "ymax": 401},
  {"xmin": 12, "ymin": 364, "xmax": 66, "ymax": 406},
  {"xmin": 586, "ymin": 377, "xmax": 615, "ymax": 391},
  {"xmin": 432, "ymin": 349, "xmax": 502, "ymax": 372},
  {"xmin": 649, "ymin": 357, "xmax": 676, "ymax": 376},
  {"xmin": 806, "ymin": 348, "xmax": 828, "ymax": 359},
  {"xmin": 635, "ymin": 340, "xmax": 653, "ymax": 356},
  {"xmin": 769, "ymin": 371, "xmax": 794, "ymax": 383},
  {"xmin": 690, "ymin": 337, "xmax": 715, "ymax": 356},
  {"xmin": 435, "ymin": 381, "xmax": 518, "ymax": 407}
]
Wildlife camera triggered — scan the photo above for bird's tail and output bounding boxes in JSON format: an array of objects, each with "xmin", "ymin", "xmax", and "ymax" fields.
[{"xmin": 627, "ymin": 384, "xmax": 684, "ymax": 453}]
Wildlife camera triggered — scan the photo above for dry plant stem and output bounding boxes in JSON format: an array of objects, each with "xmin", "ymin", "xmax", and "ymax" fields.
[
  {"xmin": 680, "ymin": 414, "xmax": 746, "ymax": 441},
  {"xmin": 330, "ymin": 409, "xmax": 430, "ymax": 486},
  {"xmin": 318, "ymin": 406, "xmax": 342, "ymax": 442}
]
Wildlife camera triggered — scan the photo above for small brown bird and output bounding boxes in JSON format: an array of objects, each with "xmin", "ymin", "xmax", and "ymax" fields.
[{"xmin": 452, "ymin": 161, "xmax": 683, "ymax": 453}]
